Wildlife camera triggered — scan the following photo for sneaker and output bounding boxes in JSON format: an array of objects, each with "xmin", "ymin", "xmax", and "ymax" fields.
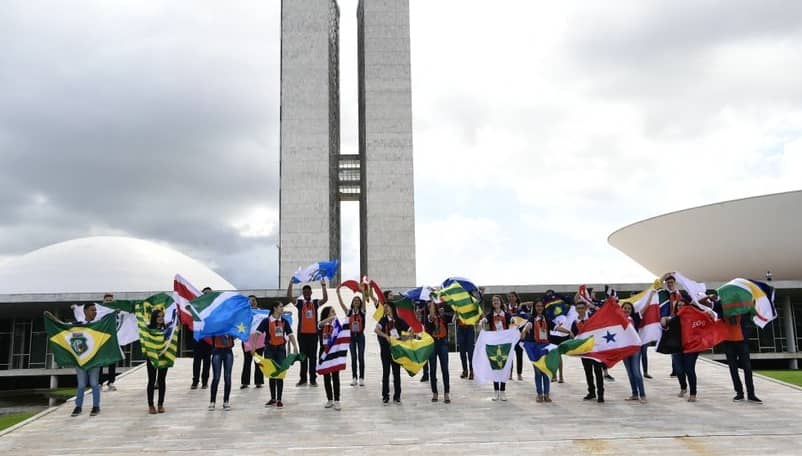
[
  {"xmin": 544, "ymin": 396, "xmax": 552, "ymax": 403},
  {"xmin": 748, "ymin": 396, "xmax": 763, "ymax": 404},
  {"xmin": 420, "ymin": 375, "xmax": 429, "ymax": 383},
  {"xmin": 107, "ymin": 384, "xmax": 117, "ymax": 392},
  {"xmin": 276, "ymin": 401, "xmax": 284, "ymax": 408},
  {"xmin": 296, "ymin": 380, "xmax": 307, "ymax": 387},
  {"xmin": 604, "ymin": 374, "xmax": 615, "ymax": 382},
  {"xmin": 265, "ymin": 399, "xmax": 276, "ymax": 407},
  {"xmin": 325, "ymin": 400, "xmax": 334, "ymax": 408},
  {"xmin": 583, "ymin": 394, "xmax": 596, "ymax": 401},
  {"xmin": 256, "ymin": 384, "xmax": 263, "ymax": 388},
  {"xmin": 492, "ymin": 391, "xmax": 500, "ymax": 401},
  {"xmin": 393, "ymin": 399, "xmax": 402, "ymax": 405},
  {"xmin": 687, "ymin": 395, "xmax": 697, "ymax": 403},
  {"xmin": 334, "ymin": 401, "xmax": 341, "ymax": 411},
  {"xmin": 536, "ymin": 395, "xmax": 544, "ymax": 403},
  {"xmin": 71, "ymin": 407, "xmax": 82, "ymax": 417},
  {"xmin": 350, "ymin": 378, "xmax": 358, "ymax": 386},
  {"xmin": 90, "ymin": 407, "xmax": 100, "ymax": 416},
  {"xmin": 222, "ymin": 402, "xmax": 231, "ymax": 411},
  {"xmin": 639, "ymin": 397, "xmax": 648, "ymax": 404},
  {"xmin": 678, "ymin": 389, "xmax": 687, "ymax": 398},
  {"xmin": 444, "ymin": 394, "xmax": 451, "ymax": 404},
  {"xmin": 191, "ymin": 383, "xmax": 198, "ymax": 390},
  {"xmin": 670, "ymin": 372, "xmax": 677, "ymax": 377},
  {"xmin": 558, "ymin": 378, "xmax": 564, "ymax": 384},
  {"xmin": 240, "ymin": 385, "xmax": 249, "ymax": 389},
  {"xmin": 551, "ymin": 377, "xmax": 558, "ymax": 382},
  {"xmin": 383, "ymin": 398, "xmax": 390, "ymax": 406},
  {"xmin": 597, "ymin": 397, "xmax": 605, "ymax": 403},
  {"xmin": 359, "ymin": 378, "xmax": 365, "ymax": 387},
  {"xmin": 500, "ymin": 391, "xmax": 508, "ymax": 401},
  {"xmin": 733, "ymin": 394, "xmax": 745, "ymax": 402},
  {"xmin": 431, "ymin": 395, "xmax": 438, "ymax": 402},
  {"xmin": 208, "ymin": 403, "xmax": 215, "ymax": 411},
  {"xmin": 148, "ymin": 405, "xmax": 157, "ymax": 414},
  {"xmin": 644, "ymin": 373, "xmax": 653, "ymax": 379}
]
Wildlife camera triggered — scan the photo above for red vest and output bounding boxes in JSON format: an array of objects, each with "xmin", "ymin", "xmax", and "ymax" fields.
[
  {"xmin": 299, "ymin": 300, "xmax": 317, "ymax": 334},
  {"xmin": 432, "ymin": 316, "xmax": 447, "ymax": 339},
  {"xmin": 533, "ymin": 317, "xmax": 549, "ymax": 343},
  {"xmin": 349, "ymin": 312, "xmax": 363, "ymax": 334},
  {"xmin": 268, "ymin": 318, "xmax": 286, "ymax": 346},
  {"xmin": 492, "ymin": 313, "xmax": 508, "ymax": 331}
]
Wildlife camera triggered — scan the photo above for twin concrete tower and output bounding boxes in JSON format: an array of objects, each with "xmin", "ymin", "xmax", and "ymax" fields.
[{"xmin": 279, "ymin": 0, "xmax": 416, "ymax": 289}]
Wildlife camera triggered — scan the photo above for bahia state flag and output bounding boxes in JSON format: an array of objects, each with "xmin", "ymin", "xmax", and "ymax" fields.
[
  {"xmin": 390, "ymin": 331, "xmax": 434, "ymax": 376},
  {"xmin": 317, "ymin": 319, "xmax": 351, "ymax": 375},
  {"xmin": 136, "ymin": 293, "xmax": 181, "ymax": 369},
  {"xmin": 73, "ymin": 300, "xmax": 140, "ymax": 346},
  {"xmin": 434, "ymin": 282, "xmax": 481, "ymax": 325},
  {"xmin": 717, "ymin": 278, "xmax": 777, "ymax": 328},
  {"xmin": 253, "ymin": 352, "xmax": 306, "ymax": 379},
  {"xmin": 45, "ymin": 312, "xmax": 123, "ymax": 370},
  {"xmin": 472, "ymin": 328, "xmax": 520, "ymax": 384},
  {"xmin": 522, "ymin": 337, "xmax": 594, "ymax": 379},
  {"xmin": 187, "ymin": 292, "xmax": 253, "ymax": 341},
  {"xmin": 575, "ymin": 302, "xmax": 641, "ymax": 368},
  {"xmin": 291, "ymin": 260, "xmax": 339, "ymax": 284}
]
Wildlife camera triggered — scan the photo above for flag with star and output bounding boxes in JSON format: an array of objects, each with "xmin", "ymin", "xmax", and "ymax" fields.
[
  {"xmin": 187, "ymin": 291, "xmax": 253, "ymax": 341},
  {"xmin": 472, "ymin": 328, "xmax": 520, "ymax": 384},
  {"xmin": 574, "ymin": 301, "xmax": 641, "ymax": 368}
]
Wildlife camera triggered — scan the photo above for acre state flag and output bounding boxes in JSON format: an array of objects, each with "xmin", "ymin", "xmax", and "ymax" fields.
[{"xmin": 575, "ymin": 303, "xmax": 641, "ymax": 368}]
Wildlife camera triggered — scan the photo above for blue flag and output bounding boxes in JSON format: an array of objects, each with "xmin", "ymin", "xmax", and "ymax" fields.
[
  {"xmin": 291, "ymin": 260, "xmax": 340, "ymax": 284},
  {"xmin": 188, "ymin": 292, "xmax": 254, "ymax": 341}
]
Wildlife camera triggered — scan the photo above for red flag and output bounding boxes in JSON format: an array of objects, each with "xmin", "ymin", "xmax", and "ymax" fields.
[
  {"xmin": 678, "ymin": 306, "xmax": 727, "ymax": 353},
  {"xmin": 575, "ymin": 303, "xmax": 641, "ymax": 368},
  {"xmin": 174, "ymin": 274, "xmax": 201, "ymax": 329}
]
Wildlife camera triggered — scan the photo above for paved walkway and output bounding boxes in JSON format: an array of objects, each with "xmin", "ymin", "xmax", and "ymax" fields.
[{"xmin": 3, "ymin": 331, "xmax": 802, "ymax": 455}]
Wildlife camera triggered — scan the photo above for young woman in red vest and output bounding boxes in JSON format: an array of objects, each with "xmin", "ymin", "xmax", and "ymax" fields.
[
  {"xmin": 255, "ymin": 301, "xmax": 299, "ymax": 409},
  {"xmin": 522, "ymin": 300, "xmax": 552, "ymax": 403},
  {"xmin": 287, "ymin": 279, "xmax": 328, "ymax": 387},
  {"xmin": 337, "ymin": 289, "xmax": 366, "ymax": 387},
  {"xmin": 427, "ymin": 299, "xmax": 453, "ymax": 403},
  {"xmin": 318, "ymin": 306, "xmax": 341, "ymax": 410},
  {"xmin": 375, "ymin": 301, "xmax": 410, "ymax": 405},
  {"xmin": 208, "ymin": 334, "xmax": 234, "ymax": 411},
  {"xmin": 480, "ymin": 295, "xmax": 512, "ymax": 401}
]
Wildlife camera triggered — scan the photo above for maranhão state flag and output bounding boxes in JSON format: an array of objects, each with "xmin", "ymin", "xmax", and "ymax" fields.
[{"xmin": 575, "ymin": 302, "xmax": 641, "ymax": 368}]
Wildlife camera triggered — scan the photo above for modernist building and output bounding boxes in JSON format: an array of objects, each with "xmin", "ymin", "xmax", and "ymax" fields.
[
  {"xmin": 279, "ymin": 0, "xmax": 417, "ymax": 290},
  {"xmin": 609, "ymin": 190, "xmax": 802, "ymax": 368}
]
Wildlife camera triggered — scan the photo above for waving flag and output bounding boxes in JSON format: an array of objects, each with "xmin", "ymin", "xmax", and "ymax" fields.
[
  {"xmin": 625, "ymin": 287, "xmax": 662, "ymax": 344},
  {"xmin": 678, "ymin": 305, "xmax": 726, "ymax": 353},
  {"xmin": 391, "ymin": 296, "xmax": 423, "ymax": 333},
  {"xmin": 174, "ymin": 274, "xmax": 202, "ymax": 329},
  {"xmin": 45, "ymin": 313, "xmax": 123, "ymax": 370},
  {"xmin": 291, "ymin": 260, "xmax": 339, "ymax": 284},
  {"xmin": 575, "ymin": 302, "xmax": 641, "ymax": 368},
  {"xmin": 73, "ymin": 300, "xmax": 139, "ymax": 346},
  {"xmin": 434, "ymin": 282, "xmax": 481, "ymax": 325},
  {"xmin": 401, "ymin": 286, "xmax": 435, "ymax": 303},
  {"xmin": 717, "ymin": 278, "xmax": 777, "ymax": 328},
  {"xmin": 390, "ymin": 331, "xmax": 434, "ymax": 376},
  {"xmin": 472, "ymin": 328, "xmax": 521, "ymax": 384},
  {"xmin": 136, "ymin": 293, "xmax": 181, "ymax": 368},
  {"xmin": 671, "ymin": 271, "xmax": 708, "ymax": 305},
  {"xmin": 187, "ymin": 292, "xmax": 253, "ymax": 341},
  {"xmin": 253, "ymin": 352, "xmax": 306, "ymax": 379},
  {"xmin": 543, "ymin": 292, "xmax": 571, "ymax": 321},
  {"xmin": 522, "ymin": 337, "xmax": 595, "ymax": 378},
  {"xmin": 340, "ymin": 278, "xmax": 386, "ymax": 320},
  {"xmin": 317, "ymin": 319, "xmax": 351, "ymax": 375}
]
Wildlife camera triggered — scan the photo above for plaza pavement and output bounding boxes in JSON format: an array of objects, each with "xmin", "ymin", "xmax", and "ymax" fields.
[{"xmin": 2, "ymin": 331, "xmax": 802, "ymax": 455}]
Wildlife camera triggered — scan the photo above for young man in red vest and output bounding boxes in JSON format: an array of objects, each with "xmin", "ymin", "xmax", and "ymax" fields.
[{"xmin": 287, "ymin": 279, "xmax": 328, "ymax": 386}]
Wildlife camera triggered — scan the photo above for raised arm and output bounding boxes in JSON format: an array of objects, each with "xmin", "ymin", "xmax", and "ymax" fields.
[
  {"xmin": 319, "ymin": 279, "xmax": 329, "ymax": 305},
  {"xmin": 336, "ymin": 287, "xmax": 348, "ymax": 314},
  {"xmin": 287, "ymin": 279, "xmax": 294, "ymax": 301},
  {"xmin": 44, "ymin": 311, "xmax": 66, "ymax": 325}
]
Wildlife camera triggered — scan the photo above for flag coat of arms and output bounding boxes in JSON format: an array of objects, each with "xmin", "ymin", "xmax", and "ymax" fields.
[
  {"xmin": 45, "ymin": 313, "xmax": 123, "ymax": 370},
  {"xmin": 472, "ymin": 328, "xmax": 520, "ymax": 384},
  {"xmin": 73, "ymin": 300, "xmax": 139, "ymax": 346},
  {"xmin": 317, "ymin": 319, "xmax": 351, "ymax": 375},
  {"xmin": 187, "ymin": 292, "xmax": 253, "ymax": 341},
  {"xmin": 575, "ymin": 303, "xmax": 641, "ymax": 368}
]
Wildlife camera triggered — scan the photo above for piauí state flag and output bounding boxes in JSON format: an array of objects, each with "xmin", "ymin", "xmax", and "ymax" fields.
[
  {"xmin": 472, "ymin": 328, "xmax": 520, "ymax": 384},
  {"xmin": 253, "ymin": 352, "xmax": 306, "ymax": 379},
  {"xmin": 717, "ymin": 278, "xmax": 777, "ymax": 328},
  {"xmin": 575, "ymin": 302, "xmax": 641, "ymax": 368},
  {"xmin": 522, "ymin": 337, "xmax": 595, "ymax": 378},
  {"xmin": 390, "ymin": 331, "xmax": 434, "ymax": 376},
  {"xmin": 73, "ymin": 300, "xmax": 140, "ymax": 346},
  {"xmin": 136, "ymin": 292, "xmax": 181, "ymax": 369},
  {"xmin": 291, "ymin": 260, "xmax": 339, "ymax": 284},
  {"xmin": 45, "ymin": 312, "xmax": 123, "ymax": 370},
  {"xmin": 434, "ymin": 282, "xmax": 481, "ymax": 325},
  {"xmin": 187, "ymin": 292, "xmax": 253, "ymax": 341}
]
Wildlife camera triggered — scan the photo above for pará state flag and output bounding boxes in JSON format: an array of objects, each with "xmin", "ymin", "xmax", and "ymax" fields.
[
  {"xmin": 73, "ymin": 300, "xmax": 139, "ymax": 346},
  {"xmin": 575, "ymin": 302, "xmax": 641, "ymax": 368},
  {"xmin": 291, "ymin": 260, "xmax": 339, "ymax": 284},
  {"xmin": 45, "ymin": 312, "xmax": 123, "ymax": 370},
  {"xmin": 472, "ymin": 328, "xmax": 520, "ymax": 384},
  {"xmin": 187, "ymin": 292, "xmax": 253, "ymax": 341}
]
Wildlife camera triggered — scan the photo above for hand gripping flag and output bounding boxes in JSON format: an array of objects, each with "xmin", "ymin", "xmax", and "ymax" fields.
[
  {"xmin": 317, "ymin": 319, "xmax": 351, "ymax": 375},
  {"xmin": 623, "ymin": 287, "xmax": 662, "ymax": 345},
  {"xmin": 45, "ymin": 312, "xmax": 123, "ymax": 370},
  {"xmin": 472, "ymin": 328, "xmax": 520, "ymax": 384},
  {"xmin": 187, "ymin": 292, "xmax": 253, "ymax": 341},
  {"xmin": 575, "ymin": 302, "xmax": 641, "ymax": 368},
  {"xmin": 390, "ymin": 331, "xmax": 434, "ymax": 376},
  {"xmin": 391, "ymin": 296, "xmax": 423, "ymax": 333},
  {"xmin": 522, "ymin": 337, "xmax": 595, "ymax": 378},
  {"xmin": 73, "ymin": 300, "xmax": 139, "ymax": 346},
  {"xmin": 244, "ymin": 309, "xmax": 269, "ymax": 351},
  {"xmin": 253, "ymin": 352, "xmax": 306, "ymax": 379},
  {"xmin": 678, "ymin": 305, "xmax": 727, "ymax": 353},
  {"xmin": 136, "ymin": 293, "xmax": 181, "ymax": 369},
  {"xmin": 717, "ymin": 278, "xmax": 777, "ymax": 328},
  {"xmin": 340, "ymin": 277, "xmax": 386, "ymax": 320},
  {"xmin": 433, "ymin": 282, "xmax": 481, "ymax": 325},
  {"xmin": 291, "ymin": 260, "xmax": 339, "ymax": 284}
]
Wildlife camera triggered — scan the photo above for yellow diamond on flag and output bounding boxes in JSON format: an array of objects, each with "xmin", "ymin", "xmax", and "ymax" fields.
[{"xmin": 49, "ymin": 327, "xmax": 111, "ymax": 367}]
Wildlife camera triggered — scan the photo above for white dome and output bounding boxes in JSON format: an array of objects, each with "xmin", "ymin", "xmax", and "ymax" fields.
[{"xmin": 0, "ymin": 236, "xmax": 235, "ymax": 294}]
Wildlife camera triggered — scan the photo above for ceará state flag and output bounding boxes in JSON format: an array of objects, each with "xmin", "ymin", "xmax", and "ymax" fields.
[{"xmin": 575, "ymin": 302, "xmax": 641, "ymax": 368}]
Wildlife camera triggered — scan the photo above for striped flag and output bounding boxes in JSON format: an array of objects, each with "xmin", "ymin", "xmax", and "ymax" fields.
[
  {"xmin": 390, "ymin": 331, "xmax": 434, "ymax": 376},
  {"xmin": 624, "ymin": 287, "xmax": 662, "ymax": 344},
  {"xmin": 575, "ymin": 302, "xmax": 641, "ymax": 368},
  {"xmin": 291, "ymin": 260, "xmax": 339, "ymax": 284},
  {"xmin": 174, "ymin": 274, "xmax": 201, "ymax": 329},
  {"xmin": 434, "ymin": 282, "xmax": 481, "ymax": 325},
  {"xmin": 317, "ymin": 319, "xmax": 351, "ymax": 375},
  {"xmin": 136, "ymin": 292, "xmax": 181, "ymax": 368},
  {"xmin": 717, "ymin": 278, "xmax": 777, "ymax": 328}
]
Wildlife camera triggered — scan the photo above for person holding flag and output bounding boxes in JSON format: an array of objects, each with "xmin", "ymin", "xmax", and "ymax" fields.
[
  {"xmin": 240, "ymin": 295, "xmax": 265, "ymax": 390},
  {"xmin": 621, "ymin": 301, "xmax": 647, "ymax": 403},
  {"xmin": 337, "ymin": 285, "xmax": 366, "ymax": 387},
  {"xmin": 479, "ymin": 295, "xmax": 513, "ymax": 401},
  {"xmin": 146, "ymin": 309, "xmax": 170, "ymax": 414},
  {"xmin": 571, "ymin": 299, "xmax": 604, "ymax": 403},
  {"xmin": 375, "ymin": 301, "xmax": 410, "ymax": 405},
  {"xmin": 99, "ymin": 293, "xmax": 119, "ymax": 392},
  {"xmin": 191, "ymin": 287, "xmax": 214, "ymax": 390},
  {"xmin": 507, "ymin": 292, "xmax": 529, "ymax": 381},
  {"xmin": 287, "ymin": 279, "xmax": 328, "ymax": 387},
  {"xmin": 521, "ymin": 300, "xmax": 553, "ymax": 403},
  {"xmin": 255, "ymin": 301, "xmax": 300, "ymax": 409},
  {"xmin": 317, "ymin": 306, "xmax": 343, "ymax": 410},
  {"xmin": 426, "ymin": 299, "xmax": 453, "ymax": 404}
]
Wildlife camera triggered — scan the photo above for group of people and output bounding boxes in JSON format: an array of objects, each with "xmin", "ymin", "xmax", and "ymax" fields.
[{"xmin": 67, "ymin": 272, "xmax": 763, "ymax": 418}]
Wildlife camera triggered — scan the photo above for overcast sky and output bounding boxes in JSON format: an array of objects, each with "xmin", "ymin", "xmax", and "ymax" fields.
[{"xmin": 2, "ymin": 0, "xmax": 801, "ymax": 289}]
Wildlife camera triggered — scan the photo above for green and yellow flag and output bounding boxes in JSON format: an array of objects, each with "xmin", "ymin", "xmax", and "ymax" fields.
[
  {"xmin": 136, "ymin": 293, "xmax": 181, "ymax": 369},
  {"xmin": 45, "ymin": 312, "xmax": 123, "ymax": 370},
  {"xmin": 253, "ymin": 352, "xmax": 305, "ymax": 379},
  {"xmin": 390, "ymin": 331, "xmax": 435, "ymax": 376},
  {"xmin": 434, "ymin": 282, "xmax": 481, "ymax": 325}
]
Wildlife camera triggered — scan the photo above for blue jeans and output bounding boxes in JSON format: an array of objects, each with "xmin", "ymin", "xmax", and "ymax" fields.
[
  {"xmin": 534, "ymin": 368, "xmax": 550, "ymax": 395},
  {"xmin": 623, "ymin": 351, "xmax": 646, "ymax": 398},
  {"xmin": 429, "ymin": 338, "xmax": 450, "ymax": 394},
  {"xmin": 350, "ymin": 332, "xmax": 366, "ymax": 379},
  {"xmin": 211, "ymin": 349, "xmax": 233, "ymax": 403},
  {"xmin": 75, "ymin": 367, "xmax": 100, "ymax": 408},
  {"xmin": 456, "ymin": 325, "xmax": 475, "ymax": 372}
]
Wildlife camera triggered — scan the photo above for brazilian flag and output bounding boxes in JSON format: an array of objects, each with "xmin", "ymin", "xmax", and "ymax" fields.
[
  {"xmin": 136, "ymin": 293, "xmax": 181, "ymax": 369},
  {"xmin": 45, "ymin": 312, "xmax": 123, "ymax": 370}
]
